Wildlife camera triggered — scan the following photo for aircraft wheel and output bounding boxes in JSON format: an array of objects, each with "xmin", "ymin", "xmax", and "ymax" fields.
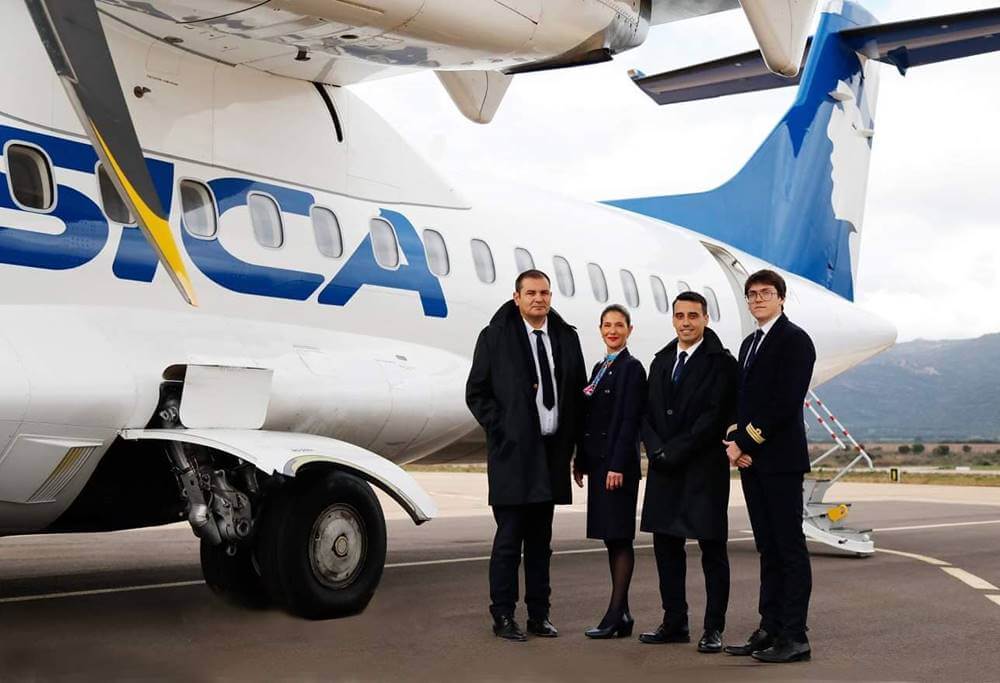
[
  {"xmin": 200, "ymin": 539, "xmax": 269, "ymax": 609},
  {"xmin": 257, "ymin": 469, "xmax": 387, "ymax": 619}
]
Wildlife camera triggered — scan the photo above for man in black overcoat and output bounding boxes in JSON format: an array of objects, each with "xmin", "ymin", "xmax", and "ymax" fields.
[
  {"xmin": 466, "ymin": 269, "xmax": 587, "ymax": 641},
  {"xmin": 638, "ymin": 291, "xmax": 738, "ymax": 653},
  {"xmin": 724, "ymin": 269, "xmax": 816, "ymax": 663}
]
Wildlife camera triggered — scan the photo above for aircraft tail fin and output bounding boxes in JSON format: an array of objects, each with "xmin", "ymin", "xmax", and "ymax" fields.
[{"xmin": 607, "ymin": 1, "xmax": 1000, "ymax": 300}]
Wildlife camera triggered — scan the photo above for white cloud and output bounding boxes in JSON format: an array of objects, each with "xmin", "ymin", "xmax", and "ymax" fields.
[{"xmin": 353, "ymin": 0, "xmax": 1000, "ymax": 342}]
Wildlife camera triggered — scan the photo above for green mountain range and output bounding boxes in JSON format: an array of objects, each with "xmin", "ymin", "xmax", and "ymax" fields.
[{"xmin": 813, "ymin": 333, "xmax": 1000, "ymax": 442}]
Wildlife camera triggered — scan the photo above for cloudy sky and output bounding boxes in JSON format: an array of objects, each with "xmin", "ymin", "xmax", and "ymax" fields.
[{"xmin": 354, "ymin": 0, "xmax": 1000, "ymax": 342}]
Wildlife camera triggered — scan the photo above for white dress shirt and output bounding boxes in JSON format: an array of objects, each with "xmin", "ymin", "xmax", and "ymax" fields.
[
  {"xmin": 524, "ymin": 318, "xmax": 559, "ymax": 435},
  {"xmin": 673, "ymin": 336, "xmax": 704, "ymax": 377}
]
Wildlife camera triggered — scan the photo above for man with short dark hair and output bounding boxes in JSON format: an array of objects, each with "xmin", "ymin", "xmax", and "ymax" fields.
[
  {"xmin": 723, "ymin": 269, "xmax": 816, "ymax": 663},
  {"xmin": 466, "ymin": 269, "xmax": 587, "ymax": 641},
  {"xmin": 639, "ymin": 291, "xmax": 738, "ymax": 653}
]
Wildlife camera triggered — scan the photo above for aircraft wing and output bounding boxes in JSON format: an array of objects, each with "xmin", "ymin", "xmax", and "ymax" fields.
[
  {"xmin": 651, "ymin": 0, "xmax": 740, "ymax": 25},
  {"xmin": 632, "ymin": 6, "xmax": 1000, "ymax": 105}
]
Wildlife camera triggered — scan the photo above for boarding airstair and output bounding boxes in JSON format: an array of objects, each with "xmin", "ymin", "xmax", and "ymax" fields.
[{"xmin": 801, "ymin": 390, "xmax": 875, "ymax": 556}]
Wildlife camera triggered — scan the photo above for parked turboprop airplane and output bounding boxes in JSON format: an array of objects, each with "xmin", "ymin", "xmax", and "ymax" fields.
[{"xmin": 1, "ymin": 0, "xmax": 997, "ymax": 618}]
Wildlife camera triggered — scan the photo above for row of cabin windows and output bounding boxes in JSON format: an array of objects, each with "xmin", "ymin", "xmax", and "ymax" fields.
[
  {"xmin": 470, "ymin": 240, "xmax": 721, "ymax": 321},
  {"xmin": 3, "ymin": 142, "xmax": 721, "ymax": 321}
]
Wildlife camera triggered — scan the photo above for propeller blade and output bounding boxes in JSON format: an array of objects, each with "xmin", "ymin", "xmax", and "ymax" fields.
[{"xmin": 25, "ymin": 0, "xmax": 198, "ymax": 306}]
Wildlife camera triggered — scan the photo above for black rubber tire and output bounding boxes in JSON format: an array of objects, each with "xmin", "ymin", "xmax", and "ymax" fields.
[
  {"xmin": 200, "ymin": 538, "xmax": 269, "ymax": 609},
  {"xmin": 256, "ymin": 469, "xmax": 387, "ymax": 620}
]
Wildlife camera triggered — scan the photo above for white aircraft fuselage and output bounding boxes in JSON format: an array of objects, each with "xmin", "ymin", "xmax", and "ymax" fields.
[{"xmin": 0, "ymin": 2, "xmax": 896, "ymax": 538}]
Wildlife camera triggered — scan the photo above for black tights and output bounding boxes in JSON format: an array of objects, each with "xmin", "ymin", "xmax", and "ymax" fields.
[{"xmin": 598, "ymin": 539, "xmax": 634, "ymax": 628}]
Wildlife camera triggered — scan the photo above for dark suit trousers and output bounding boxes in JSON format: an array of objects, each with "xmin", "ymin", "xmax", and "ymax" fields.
[
  {"xmin": 489, "ymin": 502, "xmax": 555, "ymax": 620},
  {"xmin": 740, "ymin": 468, "xmax": 812, "ymax": 640},
  {"xmin": 653, "ymin": 533, "xmax": 729, "ymax": 632}
]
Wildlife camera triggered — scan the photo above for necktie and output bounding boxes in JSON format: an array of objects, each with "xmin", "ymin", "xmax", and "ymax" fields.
[
  {"xmin": 583, "ymin": 355, "xmax": 616, "ymax": 396},
  {"xmin": 534, "ymin": 330, "xmax": 555, "ymax": 409},
  {"xmin": 745, "ymin": 329, "xmax": 764, "ymax": 369},
  {"xmin": 672, "ymin": 351, "xmax": 687, "ymax": 385}
]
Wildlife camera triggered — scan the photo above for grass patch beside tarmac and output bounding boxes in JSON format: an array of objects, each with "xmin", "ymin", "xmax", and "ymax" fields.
[{"xmin": 405, "ymin": 463, "xmax": 1000, "ymax": 487}]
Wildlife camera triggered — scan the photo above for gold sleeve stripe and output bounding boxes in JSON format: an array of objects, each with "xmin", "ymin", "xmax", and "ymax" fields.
[{"xmin": 746, "ymin": 423, "xmax": 765, "ymax": 444}]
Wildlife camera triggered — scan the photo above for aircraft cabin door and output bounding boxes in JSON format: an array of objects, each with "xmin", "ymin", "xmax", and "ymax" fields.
[{"xmin": 702, "ymin": 243, "xmax": 757, "ymax": 339}]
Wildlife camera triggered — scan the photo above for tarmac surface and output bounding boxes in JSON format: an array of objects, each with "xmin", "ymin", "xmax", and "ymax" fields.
[{"xmin": 2, "ymin": 474, "xmax": 999, "ymax": 682}]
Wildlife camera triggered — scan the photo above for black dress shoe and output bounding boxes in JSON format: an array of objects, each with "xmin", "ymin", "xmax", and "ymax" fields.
[
  {"xmin": 584, "ymin": 614, "xmax": 634, "ymax": 639},
  {"xmin": 493, "ymin": 615, "xmax": 527, "ymax": 641},
  {"xmin": 526, "ymin": 617, "xmax": 559, "ymax": 638},
  {"xmin": 697, "ymin": 629, "xmax": 723, "ymax": 653},
  {"xmin": 752, "ymin": 637, "xmax": 811, "ymax": 663},
  {"xmin": 723, "ymin": 628, "xmax": 773, "ymax": 656},
  {"xmin": 638, "ymin": 624, "xmax": 690, "ymax": 644}
]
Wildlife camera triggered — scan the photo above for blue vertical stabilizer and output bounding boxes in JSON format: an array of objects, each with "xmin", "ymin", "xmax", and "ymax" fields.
[{"xmin": 606, "ymin": 2, "xmax": 881, "ymax": 300}]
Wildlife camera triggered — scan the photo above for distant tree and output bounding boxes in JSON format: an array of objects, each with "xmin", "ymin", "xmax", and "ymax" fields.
[
  {"xmin": 933, "ymin": 445, "xmax": 950, "ymax": 456},
  {"xmin": 962, "ymin": 444, "xmax": 972, "ymax": 453},
  {"xmin": 912, "ymin": 443, "xmax": 925, "ymax": 454},
  {"xmin": 898, "ymin": 445, "xmax": 911, "ymax": 454}
]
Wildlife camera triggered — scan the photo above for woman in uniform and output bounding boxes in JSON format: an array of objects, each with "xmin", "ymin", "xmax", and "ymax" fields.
[{"xmin": 574, "ymin": 304, "xmax": 647, "ymax": 638}]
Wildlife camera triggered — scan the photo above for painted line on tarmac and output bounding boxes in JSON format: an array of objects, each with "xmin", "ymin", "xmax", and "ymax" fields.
[
  {"xmin": 871, "ymin": 519, "xmax": 1000, "ymax": 533},
  {"xmin": 875, "ymin": 548, "xmax": 951, "ymax": 566},
  {"xmin": 3, "ymin": 519, "xmax": 999, "ymax": 605},
  {"xmin": 876, "ymin": 547, "xmax": 1000, "ymax": 605},
  {"xmin": 941, "ymin": 567, "xmax": 999, "ymax": 591},
  {"xmin": 0, "ymin": 580, "xmax": 204, "ymax": 604},
  {"xmin": 0, "ymin": 539, "xmax": 758, "ymax": 604},
  {"xmin": 385, "ymin": 537, "xmax": 758, "ymax": 569}
]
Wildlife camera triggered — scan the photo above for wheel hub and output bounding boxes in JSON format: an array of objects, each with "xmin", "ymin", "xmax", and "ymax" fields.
[{"xmin": 309, "ymin": 503, "xmax": 366, "ymax": 589}]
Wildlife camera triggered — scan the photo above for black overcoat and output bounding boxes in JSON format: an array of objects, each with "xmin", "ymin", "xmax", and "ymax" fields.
[
  {"xmin": 639, "ymin": 328, "xmax": 738, "ymax": 540},
  {"xmin": 466, "ymin": 300, "xmax": 587, "ymax": 506},
  {"xmin": 578, "ymin": 348, "xmax": 647, "ymax": 540},
  {"xmin": 732, "ymin": 313, "xmax": 816, "ymax": 474}
]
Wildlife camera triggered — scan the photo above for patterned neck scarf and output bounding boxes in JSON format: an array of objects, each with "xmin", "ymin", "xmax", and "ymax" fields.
[{"xmin": 583, "ymin": 351, "xmax": 619, "ymax": 396}]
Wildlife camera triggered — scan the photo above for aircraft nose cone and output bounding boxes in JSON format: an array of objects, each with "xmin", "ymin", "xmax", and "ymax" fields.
[{"xmin": 795, "ymin": 291, "xmax": 897, "ymax": 386}]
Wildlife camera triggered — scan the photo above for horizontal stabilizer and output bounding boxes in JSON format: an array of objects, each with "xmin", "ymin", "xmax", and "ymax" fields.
[
  {"xmin": 633, "ymin": 5, "xmax": 1000, "ymax": 105},
  {"xmin": 631, "ymin": 41, "xmax": 810, "ymax": 105},
  {"xmin": 839, "ymin": 6, "xmax": 1000, "ymax": 75}
]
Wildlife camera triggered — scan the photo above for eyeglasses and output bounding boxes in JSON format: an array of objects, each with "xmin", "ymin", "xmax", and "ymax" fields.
[{"xmin": 746, "ymin": 289, "xmax": 778, "ymax": 302}]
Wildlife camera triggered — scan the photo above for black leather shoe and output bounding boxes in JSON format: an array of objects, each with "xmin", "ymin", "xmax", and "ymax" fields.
[
  {"xmin": 723, "ymin": 628, "xmax": 773, "ymax": 656},
  {"xmin": 697, "ymin": 629, "xmax": 723, "ymax": 653},
  {"xmin": 526, "ymin": 617, "xmax": 559, "ymax": 638},
  {"xmin": 752, "ymin": 637, "xmax": 811, "ymax": 663},
  {"xmin": 638, "ymin": 624, "xmax": 690, "ymax": 644},
  {"xmin": 493, "ymin": 615, "xmax": 527, "ymax": 641},
  {"xmin": 585, "ymin": 613, "xmax": 634, "ymax": 639}
]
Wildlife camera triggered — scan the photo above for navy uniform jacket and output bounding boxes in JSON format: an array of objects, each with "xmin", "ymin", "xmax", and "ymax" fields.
[
  {"xmin": 578, "ymin": 348, "xmax": 647, "ymax": 477},
  {"xmin": 733, "ymin": 313, "xmax": 816, "ymax": 474},
  {"xmin": 640, "ymin": 327, "xmax": 738, "ymax": 540},
  {"xmin": 466, "ymin": 300, "xmax": 587, "ymax": 506}
]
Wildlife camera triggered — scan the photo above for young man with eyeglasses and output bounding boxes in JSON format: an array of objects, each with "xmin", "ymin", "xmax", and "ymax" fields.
[{"xmin": 722, "ymin": 269, "xmax": 816, "ymax": 663}]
